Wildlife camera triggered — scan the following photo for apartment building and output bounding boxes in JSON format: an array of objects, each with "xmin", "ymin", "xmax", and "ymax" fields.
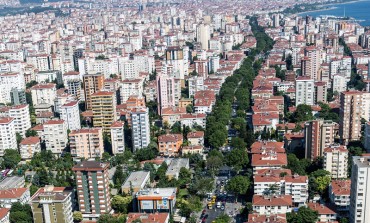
[
  {"xmin": 339, "ymin": 91, "xmax": 363, "ymax": 144},
  {"xmin": 30, "ymin": 185, "xmax": 73, "ymax": 223},
  {"xmin": 252, "ymin": 195, "xmax": 292, "ymax": 215},
  {"xmin": 43, "ymin": 120, "xmax": 68, "ymax": 155},
  {"xmin": 349, "ymin": 156, "xmax": 370, "ymax": 223},
  {"xmin": 253, "ymin": 169, "xmax": 308, "ymax": 207},
  {"xmin": 0, "ymin": 117, "xmax": 17, "ymax": 156},
  {"xmin": 120, "ymin": 79, "xmax": 144, "ymax": 104},
  {"xmin": 131, "ymin": 107, "xmax": 150, "ymax": 151},
  {"xmin": 69, "ymin": 128, "xmax": 104, "ymax": 160},
  {"xmin": 307, "ymin": 203, "xmax": 337, "ymax": 222},
  {"xmin": 0, "ymin": 188, "xmax": 30, "ymax": 208},
  {"xmin": 364, "ymin": 122, "xmax": 370, "ymax": 152},
  {"xmin": 323, "ymin": 144, "xmax": 348, "ymax": 179},
  {"xmin": 304, "ymin": 119, "xmax": 336, "ymax": 160},
  {"xmin": 110, "ymin": 121, "xmax": 125, "ymax": 154},
  {"xmin": 295, "ymin": 76, "xmax": 314, "ymax": 106},
  {"xmin": 0, "ymin": 104, "xmax": 31, "ymax": 137},
  {"xmin": 60, "ymin": 100, "xmax": 81, "ymax": 131},
  {"xmin": 0, "ymin": 72, "xmax": 25, "ymax": 104},
  {"xmin": 158, "ymin": 134, "xmax": 183, "ymax": 157},
  {"xmin": 187, "ymin": 131, "xmax": 204, "ymax": 146},
  {"xmin": 83, "ymin": 73, "xmax": 104, "ymax": 110},
  {"xmin": 31, "ymin": 83, "xmax": 57, "ymax": 107},
  {"xmin": 19, "ymin": 137, "xmax": 41, "ymax": 160},
  {"xmin": 0, "ymin": 208, "xmax": 9, "ymax": 223},
  {"xmin": 91, "ymin": 91, "xmax": 117, "ymax": 132},
  {"xmin": 329, "ymin": 180, "xmax": 351, "ymax": 215},
  {"xmin": 72, "ymin": 161, "xmax": 111, "ymax": 220},
  {"xmin": 251, "ymin": 151, "xmax": 287, "ymax": 173}
]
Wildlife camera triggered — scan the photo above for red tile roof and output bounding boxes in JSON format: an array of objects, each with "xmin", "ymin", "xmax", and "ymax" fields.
[
  {"xmin": 0, "ymin": 188, "xmax": 28, "ymax": 199},
  {"xmin": 252, "ymin": 195, "xmax": 292, "ymax": 206},
  {"xmin": 20, "ymin": 136, "xmax": 40, "ymax": 145}
]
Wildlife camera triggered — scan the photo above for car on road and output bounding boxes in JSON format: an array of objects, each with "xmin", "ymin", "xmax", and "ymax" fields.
[
  {"xmin": 216, "ymin": 202, "xmax": 221, "ymax": 209},
  {"xmin": 202, "ymin": 209, "xmax": 206, "ymax": 215},
  {"xmin": 221, "ymin": 205, "xmax": 225, "ymax": 210}
]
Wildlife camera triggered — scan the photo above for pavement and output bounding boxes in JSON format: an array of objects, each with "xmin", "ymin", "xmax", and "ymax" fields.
[{"xmin": 196, "ymin": 174, "xmax": 243, "ymax": 223}]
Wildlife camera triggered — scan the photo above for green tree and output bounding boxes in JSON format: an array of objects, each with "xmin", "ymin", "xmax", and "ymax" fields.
[
  {"xmin": 186, "ymin": 104, "xmax": 193, "ymax": 113},
  {"xmin": 177, "ymin": 167, "xmax": 191, "ymax": 188},
  {"xmin": 189, "ymin": 176, "xmax": 214, "ymax": 197},
  {"xmin": 30, "ymin": 185, "xmax": 39, "ymax": 196},
  {"xmin": 9, "ymin": 202, "xmax": 33, "ymax": 223},
  {"xmin": 214, "ymin": 213, "xmax": 231, "ymax": 223},
  {"xmin": 3, "ymin": 149, "xmax": 21, "ymax": 169},
  {"xmin": 225, "ymin": 148, "xmax": 249, "ymax": 172},
  {"xmin": 225, "ymin": 176, "xmax": 250, "ymax": 201},
  {"xmin": 73, "ymin": 211, "xmax": 83, "ymax": 222},
  {"xmin": 97, "ymin": 214, "xmax": 124, "ymax": 223},
  {"xmin": 230, "ymin": 137, "xmax": 247, "ymax": 150},
  {"xmin": 135, "ymin": 147, "xmax": 157, "ymax": 161},
  {"xmin": 291, "ymin": 104, "xmax": 313, "ymax": 122},
  {"xmin": 111, "ymin": 195, "xmax": 132, "ymax": 214},
  {"xmin": 113, "ymin": 165, "xmax": 126, "ymax": 187},
  {"xmin": 287, "ymin": 206, "xmax": 319, "ymax": 223},
  {"xmin": 206, "ymin": 156, "xmax": 223, "ymax": 173},
  {"xmin": 25, "ymin": 129, "xmax": 38, "ymax": 137}
]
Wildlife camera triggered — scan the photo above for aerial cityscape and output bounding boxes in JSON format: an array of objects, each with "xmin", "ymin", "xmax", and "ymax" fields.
[{"xmin": 0, "ymin": 0, "xmax": 369, "ymax": 222}]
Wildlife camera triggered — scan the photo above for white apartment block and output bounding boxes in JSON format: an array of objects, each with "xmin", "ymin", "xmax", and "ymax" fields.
[
  {"xmin": 19, "ymin": 137, "xmax": 41, "ymax": 160},
  {"xmin": 60, "ymin": 101, "xmax": 81, "ymax": 131},
  {"xmin": 0, "ymin": 72, "xmax": 25, "ymax": 104},
  {"xmin": 295, "ymin": 76, "xmax": 314, "ymax": 106},
  {"xmin": 188, "ymin": 76, "xmax": 204, "ymax": 97},
  {"xmin": 323, "ymin": 145, "xmax": 349, "ymax": 179},
  {"xmin": 252, "ymin": 195, "xmax": 292, "ymax": 215},
  {"xmin": 121, "ymin": 60, "xmax": 139, "ymax": 79},
  {"xmin": 364, "ymin": 122, "xmax": 370, "ymax": 152},
  {"xmin": 329, "ymin": 180, "xmax": 351, "ymax": 214},
  {"xmin": 120, "ymin": 79, "xmax": 144, "ymax": 104},
  {"xmin": 110, "ymin": 121, "xmax": 125, "ymax": 154},
  {"xmin": 0, "ymin": 188, "xmax": 30, "ymax": 209},
  {"xmin": 0, "ymin": 117, "xmax": 17, "ymax": 156},
  {"xmin": 332, "ymin": 74, "xmax": 347, "ymax": 93},
  {"xmin": 31, "ymin": 83, "xmax": 57, "ymax": 106},
  {"xmin": 131, "ymin": 108, "xmax": 150, "ymax": 151},
  {"xmin": 0, "ymin": 104, "xmax": 31, "ymax": 137},
  {"xmin": 349, "ymin": 156, "xmax": 370, "ymax": 223},
  {"xmin": 43, "ymin": 120, "xmax": 68, "ymax": 155},
  {"xmin": 180, "ymin": 114, "xmax": 206, "ymax": 129},
  {"xmin": 254, "ymin": 171, "xmax": 308, "ymax": 207}
]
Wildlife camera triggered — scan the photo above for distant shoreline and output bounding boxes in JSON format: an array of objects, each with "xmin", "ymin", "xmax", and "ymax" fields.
[{"xmin": 296, "ymin": 0, "xmax": 367, "ymax": 16}]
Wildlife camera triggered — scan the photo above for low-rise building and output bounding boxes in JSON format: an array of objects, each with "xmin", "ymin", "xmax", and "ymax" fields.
[
  {"xmin": 181, "ymin": 145, "xmax": 203, "ymax": 155},
  {"xmin": 180, "ymin": 113, "xmax": 206, "ymax": 128},
  {"xmin": 135, "ymin": 188, "xmax": 177, "ymax": 213},
  {"xmin": 252, "ymin": 195, "xmax": 292, "ymax": 215},
  {"xmin": 307, "ymin": 202, "xmax": 337, "ymax": 222},
  {"xmin": 126, "ymin": 213, "xmax": 169, "ymax": 223},
  {"xmin": 0, "ymin": 188, "xmax": 30, "ymax": 208},
  {"xmin": 121, "ymin": 171, "xmax": 150, "ymax": 194},
  {"xmin": 0, "ymin": 208, "xmax": 9, "ymax": 223},
  {"xmin": 329, "ymin": 180, "xmax": 351, "ymax": 215},
  {"xmin": 0, "ymin": 176, "xmax": 25, "ymax": 190},
  {"xmin": 187, "ymin": 131, "xmax": 204, "ymax": 146},
  {"xmin": 165, "ymin": 158, "xmax": 189, "ymax": 180},
  {"xmin": 247, "ymin": 213, "xmax": 287, "ymax": 223},
  {"xmin": 19, "ymin": 137, "xmax": 41, "ymax": 160},
  {"xmin": 251, "ymin": 152, "xmax": 287, "ymax": 173},
  {"xmin": 30, "ymin": 185, "xmax": 74, "ymax": 223},
  {"xmin": 158, "ymin": 134, "xmax": 183, "ymax": 157}
]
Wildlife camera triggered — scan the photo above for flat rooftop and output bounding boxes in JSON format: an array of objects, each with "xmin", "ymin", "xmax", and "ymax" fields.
[
  {"xmin": 137, "ymin": 188, "xmax": 177, "ymax": 199},
  {"xmin": 165, "ymin": 158, "xmax": 189, "ymax": 176},
  {"xmin": 0, "ymin": 176, "xmax": 24, "ymax": 189},
  {"xmin": 122, "ymin": 171, "xmax": 150, "ymax": 189}
]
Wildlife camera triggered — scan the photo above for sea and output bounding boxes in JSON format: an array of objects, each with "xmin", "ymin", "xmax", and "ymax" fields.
[{"xmin": 298, "ymin": 0, "xmax": 370, "ymax": 26}]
